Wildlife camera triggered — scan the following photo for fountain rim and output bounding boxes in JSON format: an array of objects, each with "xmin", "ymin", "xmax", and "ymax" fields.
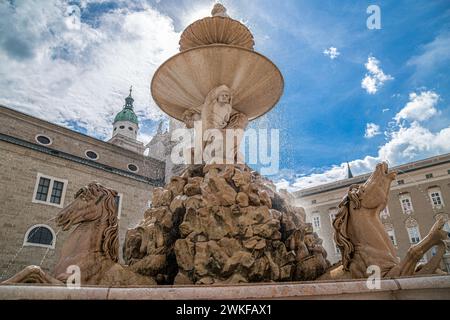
[{"xmin": 150, "ymin": 43, "xmax": 285, "ymax": 122}]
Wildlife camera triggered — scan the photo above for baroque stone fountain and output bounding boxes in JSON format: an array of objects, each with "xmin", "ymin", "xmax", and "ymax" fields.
[
  {"xmin": 122, "ymin": 4, "xmax": 330, "ymax": 285},
  {"xmin": 2, "ymin": 4, "xmax": 448, "ymax": 292}
]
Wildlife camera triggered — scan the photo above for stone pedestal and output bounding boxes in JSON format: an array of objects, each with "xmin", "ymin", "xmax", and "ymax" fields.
[{"xmin": 2, "ymin": 275, "xmax": 449, "ymax": 300}]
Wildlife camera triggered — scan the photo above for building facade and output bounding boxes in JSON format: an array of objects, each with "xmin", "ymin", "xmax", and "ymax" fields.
[
  {"xmin": 0, "ymin": 94, "xmax": 165, "ymax": 281},
  {"xmin": 294, "ymin": 154, "xmax": 450, "ymax": 272}
]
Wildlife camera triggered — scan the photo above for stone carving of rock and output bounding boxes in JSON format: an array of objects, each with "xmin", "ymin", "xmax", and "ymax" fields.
[
  {"xmin": 174, "ymin": 239, "xmax": 195, "ymax": 271},
  {"xmin": 202, "ymin": 175, "xmax": 237, "ymax": 206},
  {"xmin": 152, "ymin": 187, "xmax": 172, "ymax": 207},
  {"xmin": 170, "ymin": 195, "xmax": 187, "ymax": 214},
  {"xmin": 236, "ymin": 192, "xmax": 249, "ymax": 207},
  {"xmin": 232, "ymin": 167, "xmax": 251, "ymax": 188},
  {"xmin": 128, "ymin": 254, "xmax": 167, "ymax": 277},
  {"xmin": 124, "ymin": 164, "xmax": 330, "ymax": 285},
  {"xmin": 167, "ymin": 176, "xmax": 186, "ymax": 197},
  {"xmin": 184, "ymin": 177, "xmax": 203, "ymax": 196},
  {"xmin": 258, "ymin": 190, "xmax": 272, "ymax": 208},
  {"xmin": 173, "ymin": 271, "xmax": 193, "ymax": 285},
  {"xmin": 185, "ymin": 195, "xmax": 205, "ymax": 210},
  {"xmin": 222, "ymin": 251, "xmax": 255, "ymax": 275}
]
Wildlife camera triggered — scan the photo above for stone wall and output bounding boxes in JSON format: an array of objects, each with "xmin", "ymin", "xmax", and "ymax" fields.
[
  {"xmin": 0, "ymin": 106, "xmax": 165, "ymax": 180},
  {"xmin": 0, "ymin": 141, "xmax": 158, "ymax": 281}
]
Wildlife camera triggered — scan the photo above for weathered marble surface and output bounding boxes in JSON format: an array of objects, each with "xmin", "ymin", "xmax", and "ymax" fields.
[
  {"xmin": 179, "ymin": 4, "xmax": 254, "ymax": 51},
  {"xmin": 124, "ymin": 164, "xmax": 330, "ymax": 285},
  {"xmin": 321, "ymin": 162, "xmax": 449, "ymax": 280},
  {"xmin": 151, "ymin": 4, "xmax": 283, "ymax": 122}
]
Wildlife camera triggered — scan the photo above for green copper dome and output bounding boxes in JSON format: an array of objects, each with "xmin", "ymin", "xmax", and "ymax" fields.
[
  {"xmin": 114, "ymin": 108, "xmax": 139, "ymax": 125},
  {"xmin": 114, "ymin": 87, "xmax": 139, "ymax": 125}
]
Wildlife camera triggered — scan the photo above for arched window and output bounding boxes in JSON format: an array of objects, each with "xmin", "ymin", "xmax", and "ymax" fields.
[{"xmin": 23, "ymin": 224, "xmax": 55, "ymax": 249}]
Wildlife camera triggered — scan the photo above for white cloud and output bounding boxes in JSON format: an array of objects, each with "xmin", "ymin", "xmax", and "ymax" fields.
[
  {"xmin": 364, "ymin": 123, "xmax": 381, "ymax": 138},
  {"xmin": 0, "ymin": 1, "xmax": 179, "ymax": 140},
  {"xmin": 394, "ymin": 91, "xmax": 439, "ymax": 123},
  {"xmin": 361, "ymin": 56, "xmax": 393, "ymax": 94},
  {"xmin": 407, "ymin": 31, "xmax": 450, "ymax": 78},
  {"xmin": 278, "ymin": 91, "xmax": 450, "ymax": 191},
  {"xmin": 323, "ymin": 47, "xmax": 340, "ymax": 59},
  {"xmin": 280, "ymin": 123, "xmax": 450, "ymax": 191}
]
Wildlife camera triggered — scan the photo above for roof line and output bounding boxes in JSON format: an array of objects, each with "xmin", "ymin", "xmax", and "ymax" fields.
[
  {"xmin": 0, "ymin": 133, "xmax": 164, "ymax": 187},
  {"xmin": 295, "ymin": 154, "xmax": 450, "ymax": 197},
  {"xmin": 0, "ymin": 105, "xmax": 146, "ymax": 160}
]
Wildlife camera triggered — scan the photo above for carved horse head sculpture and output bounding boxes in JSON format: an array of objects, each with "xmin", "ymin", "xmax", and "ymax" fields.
[
  {"xmin": 333, "ymin": 162, "xmax": 448, "ymax": 278},
  {"xmin": 333, "ymin": 162, "xmax": 396, "ymax": 272},
  {"xmin": 55, "ymin": 182, "xmax": 119, "ymax": 266},
  {"xmin": 3, "ymin": 185, "xmax": 158, "ymax": 286}
]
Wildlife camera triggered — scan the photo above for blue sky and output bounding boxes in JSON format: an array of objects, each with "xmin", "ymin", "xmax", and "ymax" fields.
[{"xmin": 1, "ymin": 0, "xmax": 449, "ymax": 190}]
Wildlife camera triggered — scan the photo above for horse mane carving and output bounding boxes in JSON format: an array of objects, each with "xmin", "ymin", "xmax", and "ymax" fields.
[
  {"xmin": 82, "ymin": 183, "xmax": 119, "ymax": 263},
  {"xmin": 333, "ymin": 185, "xmax": 363, "ymax": 271},
  {"xmin": 2, "ymin": 182, "xmax": 156, "ymax": 286}
]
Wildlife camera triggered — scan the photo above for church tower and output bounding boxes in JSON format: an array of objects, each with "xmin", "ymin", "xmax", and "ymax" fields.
[{"xmin": 108, "ymin": 87, "xmax": 144, "ymax": 154}]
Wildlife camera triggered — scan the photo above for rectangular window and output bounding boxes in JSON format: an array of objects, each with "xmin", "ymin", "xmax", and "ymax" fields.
[
  {"xmin": 311, "ymin": 200, "xmax": 317, "ymax": 204},
  {"xmin": 32, "ymin": 173, "xmax": 68, "ymax": 208},
  {"xmin": 387, "ymin": 229, "xmax": 397, "ymax": 246},
  {"xmin": 428, "ymin": 187, "xmax": 445, "ymax": 209},
  {"xmin": 313, "ymin": 216, "xmax": 321, "ymax": 230},
  {"xmin": 397, "ymin": 179, "xmax": 404, "ymax": 185},
  {"xmin": 35, "ymin": 177, "xmax": 51, "ymax": 201},
  {"xmin": 400, "ymin": 195, "xmax": 413, "ymax": 214},
  {"xmin": 401, "ymin": 198, "xmax": 412, "ymax": 213},
  {"xmin": 425, "ymin": 173, "xmax": 433, "ymax": 179},
  {"xmin": 50, "ymin": 180, "xmax": 64, "ymax": 204},
  {"xmin": 407, "ymin": 226, "xmax": 421, "ymax": 244},
  {"xmin": 430, "ymin": 192, "xmax": 442, "ymax": 206}
]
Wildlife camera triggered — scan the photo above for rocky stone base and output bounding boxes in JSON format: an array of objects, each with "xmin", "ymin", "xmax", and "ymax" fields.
[{"xmin": 123, "ymin": 164, "xmax": 330, "ymax": 285}]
